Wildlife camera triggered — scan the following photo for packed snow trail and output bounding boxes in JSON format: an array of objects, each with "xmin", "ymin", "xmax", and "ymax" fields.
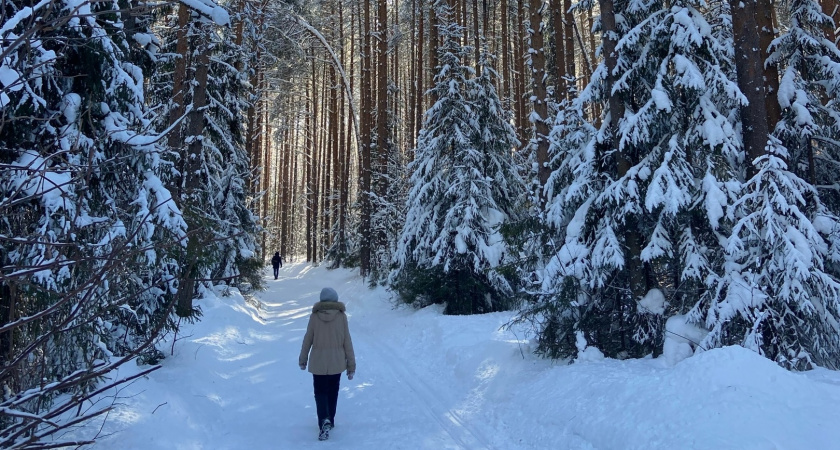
[
  {"xmin": 82, "ymin": 262, "xmax": 840, "ymax": 449},
  {"xmin": 88, "ymin": 262, "xmax": 536, "ymax": 449}
]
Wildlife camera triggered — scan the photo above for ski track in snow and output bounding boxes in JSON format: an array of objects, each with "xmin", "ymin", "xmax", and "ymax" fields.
[{"xmin": 356, "ymin": 325, "xmax": 493, "ymax": 450}]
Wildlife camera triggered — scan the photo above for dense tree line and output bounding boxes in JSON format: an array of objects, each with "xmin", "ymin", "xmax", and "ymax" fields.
[{"xmin": 265, "ymin": 0, "xmax": 840, "ymax": 371}]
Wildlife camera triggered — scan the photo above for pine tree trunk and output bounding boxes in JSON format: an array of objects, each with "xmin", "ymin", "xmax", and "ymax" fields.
[
  {"xmin": 314, "ymin": 62, "xmax": 325, "ymax": 262},
  {"xmin": 376, "ymin": 0, "xmax": 389, "ymax": 199},
  {"xmin": 501, "ymin": 0, "xmax": 510, "ymax": 106},
  {"xmin": 408, "ymin": 0, "xmax": 417, "ymax": 153},
  {"xmin": 515, "ymin": 0, "xmax": 527, "ymax": 142},
  {"xmin": 233, "ymin": 0, "xmax": 246, "ymax": 71},
  {"xmin": 563, "ymin": 0, "xmax": 575, "ymax": 97},
  {"xmin": 414, "ymin": 0, "xmax": 425, "ymax": 149},
  {"xmin": 473, "ymin": 0, "xmax": 480, "ymax": 71},
  {"xmin": 360, "ymin": 0, "xmax": 373, "ymax": 276},
  {"xmin": 261, "ymin": 92, "xmax": 270, "ymax": 258},
  {"xmin": 246, "ymin": 6, "xmax": 265, "ymax": 194},
  {"xmin": 167, "ymin": 5, "xmax": 190, "ymax": 153},
  {"xmin": 393, "ymin": 1, "xmax": 402, "ymax": 155},
  {"xmin": 463, "ymin": 0, "xmax": 469, "ymax": 44},
  {"xmin": 598, "ymin": 0, "xmax": 645, "ymax": 301},
  {"xmin": 176, "ymin": 24, "xmax": 212, "ymax": 318},
  {"xmin": 373, "ymin": 0, "xmax": 389, "ymax": 271},
  {"xmin": 328, "ymin": 60, "xmax": 339, "ymax": 257},
  {"xmin": 256, "ymin": 73, "xmax": 266, "ymax": 258},
  {"xmin": 482, "ymin": 0, "xmax": 489, "ymax": 51},
  {"xmin": 551, "ymin": 0, "xmax": 565, "ymax": 101},
  {"xmin": 758, "ymin": 2, "xmax": 781, "ymax": 133},
  {"xmin": 280, "ymin": 99, "xmax": 291, "ymax": 258},
  {"xmin": 339, "ymin": 0, "xmax": 354, "ymax": 265},
  {"xmin": 428, "ymin": 2, "xmax": 439, "ymax": 104},
  {"xmin": 730, "ymin": 0, "xmax": 772, "ymax": 178},
  {"xmin": 291, "ymin": 108, "xmax": 301, "ymax": 257},
  {"xmin": 821, "ymin": 0, "xmax": 839, "ymax": 45},
  {"xmin": 305, "ymin": 73, "xmax": 314, "ymax": 262},
  {"xmin": 528, "ymin": 0, "xmax": 551, "ymax": 193}
]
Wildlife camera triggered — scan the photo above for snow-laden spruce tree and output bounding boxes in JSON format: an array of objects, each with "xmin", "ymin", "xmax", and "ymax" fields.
[
  {"xmin": 467, "ymin": 48, "xmax": 529, "ymax": 305},
  {"xmin": 0, "ymin": 0, "xmax": 184, "ymax": 443},
  {"xmin": 769, "ymin": 0, "xmax": 840, "ymax": 279},
  {"xmin": 198, "ymin": 24, "xmax": 261, "ymax": 291},
  {"xmin": 686, "ymin": 0, "xmax": 840, "ymax": 370},
  {"xmin": 391, "ymin": 7, "xmax": 524, "ymax": 314},
  {"xmin": 149, "ymin": 6, "xmax": 260, "ymax": 305},
  {"xmin": 512, "ymin": 96, "xmax": 599, "ymax": 358},
  {"xmin": 518, "ymin": 0, "xmax": 745, "ymax": 359},
  {"xmin": 369, "ymin": 136, "xmax": 411, "ymax": 285},
  {"xmin": 688, "ymin": 139, "xmax": 840, "ymax": 370}
]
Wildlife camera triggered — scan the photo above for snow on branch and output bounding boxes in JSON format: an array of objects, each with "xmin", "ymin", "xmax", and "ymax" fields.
[{"xmin": 179, "ymin": 0, "xmax": 230, "ymax": 26}]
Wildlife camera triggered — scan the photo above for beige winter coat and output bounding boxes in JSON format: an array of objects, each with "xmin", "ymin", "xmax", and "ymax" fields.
[{"xmin": 299, "ymin": 301, "xmax": 356, "ymax": 375}]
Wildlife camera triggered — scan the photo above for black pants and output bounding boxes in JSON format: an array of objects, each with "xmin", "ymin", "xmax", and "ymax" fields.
[
  {"xmin": 313, "ymin": 374, "xmax": 341, "ymax": 428},
  {"xmin": 272, "ymin": 266, "xmax": 279, "ymax": 279}
]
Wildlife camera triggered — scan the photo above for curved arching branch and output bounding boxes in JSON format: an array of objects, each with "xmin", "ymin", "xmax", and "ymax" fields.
[{"xmin": 288, "ymin": 12, "xmax": 361, "ymax": 154}]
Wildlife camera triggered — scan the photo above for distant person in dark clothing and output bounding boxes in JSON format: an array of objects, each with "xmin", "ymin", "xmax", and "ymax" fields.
[{"xmin": 271, "ymin": 252, "xmax": 282, "ymax": 279}]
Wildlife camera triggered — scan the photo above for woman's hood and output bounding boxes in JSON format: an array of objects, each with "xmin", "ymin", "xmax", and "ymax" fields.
[{"xmin": 313, "ymin": 301, "xmax": 346, "ymax": 322}]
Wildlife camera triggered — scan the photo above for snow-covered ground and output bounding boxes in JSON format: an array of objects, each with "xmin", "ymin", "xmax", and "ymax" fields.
[{"xmin": 77, "ymin": 262, "xmax": 840, "ymax": 449}]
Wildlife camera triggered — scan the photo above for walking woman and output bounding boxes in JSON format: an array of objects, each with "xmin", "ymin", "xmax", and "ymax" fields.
[{"xmin": 299, "ymin": 287, "xmax": 356, "ymax": 441}]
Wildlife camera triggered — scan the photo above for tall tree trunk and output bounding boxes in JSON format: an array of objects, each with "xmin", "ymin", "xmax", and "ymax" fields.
[
  {"xmin": 408, "ymin": 0, "xmax": 418, "ymax": 153},
  {"xmin": 515, "ymin": 0, "xmax": 528, "ymax": 142},
  {"xmin": 414, "ymin": 0, "xmax": 425, "ymax": 148},
  {"xmin": 360, "ymin": 0, "xmax": 373, "ymax": 276},
  {"xmin": 730, "ymin": 0, "xmax": 772, "ymax": 177},
  {"xmin": 482, "ymin": 0, "xmax": 489, "ymax": 49},
  {"xmin": 291, "ymin": 102, "xmax": 301, "ymax": 258},
  {"xmin": 374, "ymin": 0, "xmax": 389, "ymax": 271},
  {"xmin": 314, "ymin": 62, "xmax": 326, "ymax": 262},
  {"xmin": 334, "ymin": 0, "xmax": 347, "ymax": 265},
  {"xmin": 473, "ymin": 0, "xmax": 480, "ymax": 71},
  {"xmin": 429, "ymin": 1, "xmax": 439, "ymax": 104},
  {"xmin": 233, "ymin": 0, "xmax": 246, "ymax": 71},
  {"xmin": 563, "ymin": 0, "xmax": 575, "ymax": 97},
  {"xmin": 280, "ymin": 111, "xmax": 292, "ymax": 258},
  {"xmin": 392, "ymin": 0, "xmax": 402, "ymax": 156},
  {"xmin": 551, "ymin": 0, "xmax": 565, "ymax": 101},
  {"xmin": 305, "ymin": 68, "xmax": 314, "ymax": 262},
  {"xmin": 501, "ymin": 0, "xmax": 509, "ymax": 106},
  {"xmin": 339, "ymin": 0, "xmax": 354, "ymax": 265},
  {"xmin": 256, "ymin": 72, "xmax": 266, "ymax": 258},
  {"xmin": 176, "ymin": 24, "xmax": 212, "ymax": 317},
  {"xmin": 587, "ymin": 6, "xmax": 596, "ymax": 82},
  {"xmin": 376, "ymin": 0, "xmax": 389, "ymax": 194},
  {"xmin": 758, "ymin": 3, "xmax": 781, "ymax": 133},
  {"xmin": 598, "ymin": 0, "xmax": 645, "ymax": 301},
  {"xmin": 821, "ymin": 0, "xmax": 839, "ymax": 45},
  {"xmin": 327, "ymin": 59, "xmax": 339, "ymax": 258},
  {"xmin": 167, "ymin": 5, "xmax": 190, "ymax": 153},
  {"xmin": 528, "ymin": 0, "xmax": 551, "ymax": 192}
]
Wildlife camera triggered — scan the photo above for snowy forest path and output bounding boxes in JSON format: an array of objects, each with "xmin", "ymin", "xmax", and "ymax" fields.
[
  {"xmin": 258, "ymin": 262, "xmax": 494, "ymax": 449},
  {"xmin": 85, "ymin": 262, "xmax": 512, "ymax": 449}
]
